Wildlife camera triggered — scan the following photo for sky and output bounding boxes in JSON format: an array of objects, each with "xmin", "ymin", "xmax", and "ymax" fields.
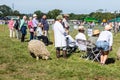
[{"xmin": 0, "ymin": 0, "xmax": 120, "ymax": 14}]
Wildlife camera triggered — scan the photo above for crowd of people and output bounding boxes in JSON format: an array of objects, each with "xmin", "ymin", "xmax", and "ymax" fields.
[
  {"xmin": 8, "ymin": 14, "xmax": 49, "ymax": 45},
  {"xmin": 53, "ymin": 14, "xmax": 113, "ymax": 65},
  {"xmin": 7, "ymin": 14, "xmax": 113, "ymax": 65}
]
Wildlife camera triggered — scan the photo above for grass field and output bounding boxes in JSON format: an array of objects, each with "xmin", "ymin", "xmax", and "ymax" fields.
[{"xmin": 0, "ymin": 24, "xmax": 120, "ymax": 80}]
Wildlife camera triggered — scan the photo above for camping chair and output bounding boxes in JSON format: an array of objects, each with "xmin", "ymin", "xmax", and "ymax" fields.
[
  {"xmin": 66, "ymin": 35, "xmax": 77, "ymax": 54},
  {"xmin": 76, "ymin": 39, "xmax": 88, "ymax": 58},
  {"xmin": 86, "ymin": 41, "xmax": 101, "ymax": 62},
  {"xmin": 76, "ymin": 39, "xmax": 101, "ymax": 62}
]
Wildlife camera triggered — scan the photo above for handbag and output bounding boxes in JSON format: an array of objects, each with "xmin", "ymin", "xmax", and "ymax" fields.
[{"xmin": 30, "ymin": 28, "xmax": 34, "ymax": 32}]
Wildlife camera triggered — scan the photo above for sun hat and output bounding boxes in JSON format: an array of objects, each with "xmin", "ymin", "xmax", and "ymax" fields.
[
  {"xmin": 105, "ymin": 25, "xmax": 112, "ymax": 30},
  {"xmin": 63, "ymin": 14, "xmax": 69, "ymax": 17},
  {"xmin": 78, "ymin": 26, "xmax": 85, "ymax": 30},
  {"xmin": 93, "ymin": 29, "xmax": 100, "ymax": 35},
  {"xmin": 56, "ymin": 15, "xmax": 63, "ymax": 20},
  {"xmin": 33, "ymin": 14, "xmax": 37, "ymax": 17}
]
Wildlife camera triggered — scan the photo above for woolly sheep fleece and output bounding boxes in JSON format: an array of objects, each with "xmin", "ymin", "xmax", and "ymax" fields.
[{"xmin": 28, "ymin": 40, "xmax": 50, "ymax": 60}]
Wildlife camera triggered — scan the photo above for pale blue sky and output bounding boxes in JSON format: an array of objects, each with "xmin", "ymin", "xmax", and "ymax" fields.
[{"xmin": 0, "ymin": 0, "xmax": 120, "ymax": 14}]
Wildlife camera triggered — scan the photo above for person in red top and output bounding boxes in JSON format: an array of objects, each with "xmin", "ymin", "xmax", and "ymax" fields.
[
  {"xmin": 28, "ymin": 17, "xmax": 34, "ymax": 40},
  {"xmin": 8, "ymin": 18, "xmax": 15, "ymax": 38}
]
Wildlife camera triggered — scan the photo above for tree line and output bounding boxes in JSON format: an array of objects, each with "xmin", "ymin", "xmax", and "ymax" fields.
[{"xmin": 0, "ymin": 4, "xmax": 120, "ymax": 22}]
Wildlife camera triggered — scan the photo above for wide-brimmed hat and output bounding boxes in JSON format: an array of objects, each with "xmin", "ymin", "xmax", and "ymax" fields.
[
  {"xmin": 93, "ymin": 30, "xmax": 100, "ymax": 35},
  {"xmin": 33, "ymin": 14, "xmax": 37, "ymax": 17},
  {"xmin": 105, "ymin": 25, "xmax": 112, "ymax": 30},
  {"xmin": 63, "ymin": 14, "xmax": 69, "ymax": 17},
  {"xmin": 56, "ymin": 15, "xmax": 63, "ymax": 20},
  {"xmin": 78, "ymin": 26, "xmax": 85, "ymax": 30}
]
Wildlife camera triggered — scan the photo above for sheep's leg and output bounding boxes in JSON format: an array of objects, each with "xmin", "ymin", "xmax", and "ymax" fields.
[{"xmin": 36, "ymin": 56, "xmax": 39, "ymax": 60}]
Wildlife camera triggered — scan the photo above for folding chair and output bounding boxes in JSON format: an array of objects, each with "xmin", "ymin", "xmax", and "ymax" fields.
[
  {"xmin": 76, "ymin": 39, "xmax": 88, "ymax": 58},
  {"xmin": 66, "ymin": 36, "xmax": 77, "ymax": 54},
  {"xmin": 76, "ymin": 39, "xmax": 101, "ymax": 62},
  {"xmin": 86, "ymin": 42, "xmax": 101, "ymax": 62}
]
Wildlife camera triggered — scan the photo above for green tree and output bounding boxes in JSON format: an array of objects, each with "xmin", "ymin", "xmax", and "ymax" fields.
[
  {"xmin": 34, "ymin": 10, "xmax": 44, "ymax": 19},
  {"xmin": 0, "ymin": 5, "xmax": 13, "ymax": 16},
  {"xmin": 13, "ymin": 10, "xmax": 20, "ymax": 16},
  {"xmin": 47, "ymin": 9, "xmax": 62, "ymax": 19},
  {"xmin": 89, "ymin": 12, "xmax": 114, "ymax": 22}
]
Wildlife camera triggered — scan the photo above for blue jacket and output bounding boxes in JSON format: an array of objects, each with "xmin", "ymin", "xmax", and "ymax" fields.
[{"xmin": 40, "ymin": 18, "xmax": 49, "ymax": 30}]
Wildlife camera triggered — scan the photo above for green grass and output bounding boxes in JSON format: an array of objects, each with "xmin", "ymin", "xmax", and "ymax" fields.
[{"xmin": 0, "ymin": 24, "xmax": 120, "ymax": 80}]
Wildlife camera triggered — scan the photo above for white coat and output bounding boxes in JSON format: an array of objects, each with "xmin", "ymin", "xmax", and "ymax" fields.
[{"xmin": 53, "ymin": 21, "xmax": 67, "ymax": 47}]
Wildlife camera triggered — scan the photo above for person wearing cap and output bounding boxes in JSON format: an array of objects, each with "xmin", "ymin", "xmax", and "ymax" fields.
[
  {"xmin": 53, "ymin": 15, "xmax": 67, "ymax": 58},
  {"xmin": 75, "ymin": 26, "xmax": 87, "ymax": 51},
  {"xmin": 62, "ymin": 14, "xmax": 70, "ymax": 34},
  {"xmin": 32, "ymin": 14, "xmax": 39, "ymax": 39},
  {"xmin": 96, "ymin": 25, "xmax": 113, "ymax": 65}
]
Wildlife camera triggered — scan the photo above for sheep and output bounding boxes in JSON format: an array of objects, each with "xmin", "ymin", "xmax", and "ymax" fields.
[
  {"xmin": 116, "ymin": 47, "xmax": 120, "ymax": 60},
  {"xmin": 28, "ymin": 40, "xmax": 50, "ymax": 60}
]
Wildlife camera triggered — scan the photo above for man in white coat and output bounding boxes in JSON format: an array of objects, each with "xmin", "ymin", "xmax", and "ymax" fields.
[{"xmin": 53, "ymin": 15, "xmax": 67, "ymax": 58}]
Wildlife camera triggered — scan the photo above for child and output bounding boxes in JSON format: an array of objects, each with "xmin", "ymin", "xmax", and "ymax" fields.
[{"xmin": 36, "ymin": 23, "xmax": 49, "ymax": 46}]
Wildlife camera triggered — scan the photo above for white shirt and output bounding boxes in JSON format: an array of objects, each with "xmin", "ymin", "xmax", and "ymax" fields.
[
  {"xmin": 97, "ymin": 30, "xmax": 113, "ymax": 46},
  {"xmin": 66, "ymin": 35, "xmax": 75, "ymax": 43},
  {"xmin": 62, "ymin": 18, "xmax": 69, "ymax": 28},
  {"xmin": 36, "ymin": 27, "xmax": 43, "ymax": 36},
  {"xmin": 75, "ymin": 32, "xmax": 86, "ymax": 40},
  {"xmin": 75, "ymin": 32, "xmax": 87, "ymax": 51},
  {"xmin": 32, "ymin": 18, "xmax": 38, "ymax": 27}
]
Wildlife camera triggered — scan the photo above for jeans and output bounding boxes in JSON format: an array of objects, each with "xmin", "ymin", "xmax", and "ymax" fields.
[{"xmin": 96, "ymin": 41, "xmax": 109, "ymax": 51}]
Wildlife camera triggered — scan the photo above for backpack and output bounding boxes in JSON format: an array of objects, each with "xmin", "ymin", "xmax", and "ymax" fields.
[{"xmin": 14, "ymin": 20, "xmax": 19, "ymax": 29}]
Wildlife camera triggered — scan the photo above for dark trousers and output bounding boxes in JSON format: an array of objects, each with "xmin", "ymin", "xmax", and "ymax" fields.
[
  {"xmin": 37, "ymin": 35, "xmax": 49, "ymax": 45},
  {"xmin": 30, "ymin": 32, "xmax": 34, "ymax": 40},
  {"xmin": 33, "ymin": 27, "xmax": 37, "ymax": 39},
  {"xmin": 21, "ymin": 34, "xmax": 25, "ymax": 42}
]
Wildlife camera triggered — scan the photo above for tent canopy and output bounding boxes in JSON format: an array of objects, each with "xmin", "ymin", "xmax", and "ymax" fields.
[
  {"xmin": 84, "ymin": 17, "xmax": 98, "ymax": 22},
  {"xmin": 109, "ymin": 17, "xmax": 120, "ymax": 22}
]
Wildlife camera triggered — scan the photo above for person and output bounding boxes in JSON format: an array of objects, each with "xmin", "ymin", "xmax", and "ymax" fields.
[
  {"xmin": 40, "ymin": 15, "xmax": 49, "ymax": 37},
  {"xmin": 88, "ymin": 29, "xmax": 100, "ymax": 45},
  {"xmin": 87, "ymin": 29, "xmax": 100, "ymax": 59},
  {"xmin": 19, "ymin": 16, "xmax": 27, "ymax": 42},
  {"xmin": 75, "ymin": 26, "xmax": 87, "ymax": 51},
  {"xmin": 14, "ymin": 16, "xmax": 21, "ymax": 39},
  {"xmin": 53, "ymin": 15, "xmax": 67, "ymax": 58},
  {"xmin": 8, "ymin": 18, "xmax": 15, "ymax": 38},
  {"xmin": 32, "ymin": 14, "xmax": 39, "ymax": 39},
  {"xmin": 96, "ymin": 25, "xmax": 113, "ymax": 65},
  {"xmin": 62, "ymin": 14, "xmax": 70, "ymax": 34},
  {"xmin": 36, "ymin": 22, "xmax": 49, "ymax": 46},
  {"xmin": 28, "ymin": 17, "xmax": 34, "ymax": 40}
]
